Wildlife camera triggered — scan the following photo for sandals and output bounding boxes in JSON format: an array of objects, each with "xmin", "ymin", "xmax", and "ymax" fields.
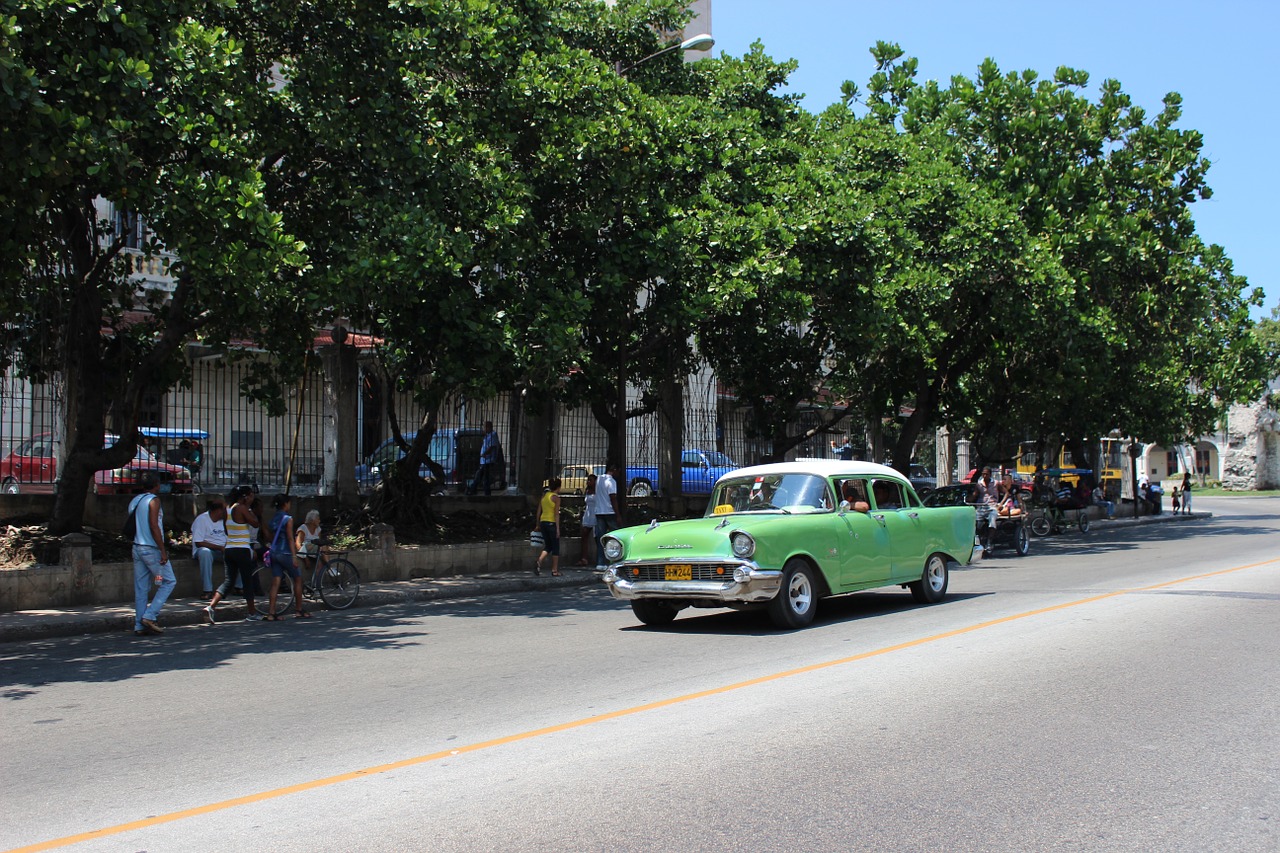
[
  {"xmin": 295, "ymin": 610, "xmax": 311, "ymax": 619},
  {"xmin": 264, "ymin": 614, "xmax": 281, "ymax": 622}
]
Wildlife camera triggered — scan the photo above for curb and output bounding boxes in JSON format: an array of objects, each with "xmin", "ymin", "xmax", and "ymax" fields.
[{"xmin": 0, "ymin": 571, "xmax": 601, "ymax": 644}]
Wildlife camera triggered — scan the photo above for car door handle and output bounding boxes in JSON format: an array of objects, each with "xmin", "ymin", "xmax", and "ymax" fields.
[{"xmin": 907, "ymin": 512, "xmax": 919, "ymax": 519}]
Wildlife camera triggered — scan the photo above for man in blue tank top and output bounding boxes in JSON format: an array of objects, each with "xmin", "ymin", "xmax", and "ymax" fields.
[{"xmin": 129, "ymin": 473, "xmax": 175, "ymax": 635}]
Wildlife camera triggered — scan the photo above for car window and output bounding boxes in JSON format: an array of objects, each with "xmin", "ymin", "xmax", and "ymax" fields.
[
  {"xmin": 703, "ymin": 452, "xmax": 735, "ymax": 467},
  {"xmin": 428, "ymin": 435, "xmax": 451, "ymax": 462},
  {"xmin": 836, "ymin": 478, "xmax": 870, "ymax": 510},
  {"xmin": 871, "ymin": 478, "xmax": 906, "ymax": 510},
  {"xmin": 371, "ymin": 441, "xmax": 402, "ymax": 467},
  {"xmin": 681, "ymin": 451, "xmax": 700, "ymax": 467}
]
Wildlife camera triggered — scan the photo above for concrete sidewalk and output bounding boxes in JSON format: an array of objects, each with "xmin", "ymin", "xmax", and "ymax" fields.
[
  {"xmin": 0, "ymin": 568, "xmax": 601, "ymax": 644},
  {"xmin": 0, "ymin": 509, "xmax": 1207, "ymax": 644}
]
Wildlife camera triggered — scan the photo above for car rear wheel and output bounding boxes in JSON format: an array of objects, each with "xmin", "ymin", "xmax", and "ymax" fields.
[
  {"xmin": 628, "ymin": 479, "xmax": 654, "ymax": 498},
  {"xmin": 631, "ymin": 599, "xmax": 681, "ymax": 626},
  {"xmin": 767, "ymin": 559, "xmax": 818, "ymax": 629},
  {"xmin": 909, "ymin": 554, "xmax": 949, "ymax": 604},
  {"xmin": 2, "ymin": 477, "xmax": 18, "ymax": 495}
]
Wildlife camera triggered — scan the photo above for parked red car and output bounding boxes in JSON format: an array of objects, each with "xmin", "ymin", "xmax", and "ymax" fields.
[{"xmin": 0, "ymin": 433, "xmax": 195, "ymax": 495}]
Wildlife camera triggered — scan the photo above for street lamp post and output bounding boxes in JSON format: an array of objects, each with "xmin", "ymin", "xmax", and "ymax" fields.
[
  {"xmin": 607, "ymin": 32, "xmax": 714, "ymax": 496},
  {"xmin": 615, "ymin": 32, "xmax": 714, "ymax": 77}
]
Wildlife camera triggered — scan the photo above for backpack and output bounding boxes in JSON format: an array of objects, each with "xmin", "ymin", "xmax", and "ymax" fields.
[{"xmin": 122, "ymin": 494, "xmax": 148, "ymax": 540}]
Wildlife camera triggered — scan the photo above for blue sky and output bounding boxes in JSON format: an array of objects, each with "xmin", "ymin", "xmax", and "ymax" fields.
[{"xmin": 711, "ymin": 0, "xmax": 1278, "ymax": 316}]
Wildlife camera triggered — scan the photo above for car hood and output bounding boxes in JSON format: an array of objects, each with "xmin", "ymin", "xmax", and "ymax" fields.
[{"xmin": 613, "ymin": 512, "xmax": 802, "ymax": 561}]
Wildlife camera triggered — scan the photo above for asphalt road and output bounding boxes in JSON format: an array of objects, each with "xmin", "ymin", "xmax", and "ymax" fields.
[{"xmin": 2, "ymin": 497, "xmax": 1278, "ymax": 853}]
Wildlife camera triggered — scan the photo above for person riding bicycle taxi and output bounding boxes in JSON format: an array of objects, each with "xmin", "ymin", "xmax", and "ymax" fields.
[
  {"xmin": 972, "ymin": 467, "xmax": 999, "ymax": 528},
  {"xmin": 997, "ymin": 472, "xmax": 1022, "ymax": 517}
]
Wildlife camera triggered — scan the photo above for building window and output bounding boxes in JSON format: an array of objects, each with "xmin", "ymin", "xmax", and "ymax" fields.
[
  {"xmin": 114, "ymin": 209, "xmax": 146, "ymax": 250},
  {"xmin": 230, "ymin": 430, "xmax": 262, "ymax": 451}
]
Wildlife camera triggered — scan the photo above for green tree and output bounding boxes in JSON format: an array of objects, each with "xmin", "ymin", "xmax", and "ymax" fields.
[
  {"xmin": 840, "ymin": 44, "xmax": 1267, "ymax": 473},
  {"xmin": 0, "ymin": 0, "xmax": 307, "ymax": 534}
]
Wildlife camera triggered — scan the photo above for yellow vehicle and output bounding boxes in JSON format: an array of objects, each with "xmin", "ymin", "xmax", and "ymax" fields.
[
  {"xmin": 544, "ymin": 463, "xmax": 604, "ymax": 496},
  {"xmin": 1015, "ymin": 439, "xmax": 1125, "ymax": 492}
]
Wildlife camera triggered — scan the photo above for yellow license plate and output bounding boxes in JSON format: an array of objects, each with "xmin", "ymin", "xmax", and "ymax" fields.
[{"xmin": 664, "ymin": 564, "xmax": 692, "ymax": 581}]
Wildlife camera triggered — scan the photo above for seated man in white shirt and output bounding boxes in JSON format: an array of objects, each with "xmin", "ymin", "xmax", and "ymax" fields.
[{"xmin": 191, "ymin": 497, "xmax": 228, "ymax": 600}]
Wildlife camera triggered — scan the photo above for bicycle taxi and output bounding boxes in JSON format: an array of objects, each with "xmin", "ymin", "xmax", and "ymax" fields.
[
  {"xmin": 1030, "ymin": 467, "xmax": 1092, "ymax": 537},
  {"xmin": 140, "ymin": 426, "xmax": 209, "ymax": 490}
]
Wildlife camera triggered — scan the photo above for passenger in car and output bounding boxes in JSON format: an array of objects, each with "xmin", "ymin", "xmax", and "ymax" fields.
[
  {"xmin": 872, "ymin": 480, "xmax": 902, "ymax": 510},
  {"xmin": 838, "ymin": 480, "xmax": 871, "ymax": 513}
]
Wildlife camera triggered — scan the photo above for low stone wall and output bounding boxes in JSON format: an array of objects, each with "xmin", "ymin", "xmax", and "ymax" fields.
[{"xmin": 0, "ymin": 526, "xmax": 586, "ymax": 612}]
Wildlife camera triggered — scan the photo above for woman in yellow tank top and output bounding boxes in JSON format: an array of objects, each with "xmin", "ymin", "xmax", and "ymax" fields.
[
  {"xmin": 533, "ymin": 477, "xmax": 562, "ymax": 577},
  {"xmin": 203, "ymin": 485, "xmax": 264, "ymax": 622}
]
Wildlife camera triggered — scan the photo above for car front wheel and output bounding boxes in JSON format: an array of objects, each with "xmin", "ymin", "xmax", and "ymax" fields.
[
  {"xmin": 768, "ymin": 559, "xmax": 818, "ymax": 629},
  {"xmin": 909, "ymin": 554, "xmax": 949, "ymax": 604},
  {"xmin": 631, "ymin": 599, "xmax": 681, "ymax": 626}
]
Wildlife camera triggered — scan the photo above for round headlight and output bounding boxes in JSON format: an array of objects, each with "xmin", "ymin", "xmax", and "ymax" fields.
[
  {"xmin": 730, "ymin": 531, "xmax": 755, "ymax": 559},
  {"xmin": 603, "ymin": 536, "xmax": 625, "ymax": 563}
]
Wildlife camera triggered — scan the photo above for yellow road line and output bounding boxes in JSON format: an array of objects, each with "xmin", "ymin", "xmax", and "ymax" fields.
[{"xmin": 8, "ymin": 555, "xmax": 1278, "ymax": 853}]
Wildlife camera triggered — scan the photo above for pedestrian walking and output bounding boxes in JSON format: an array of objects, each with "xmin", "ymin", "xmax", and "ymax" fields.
[
  {"xmin": 577, "ymin": 473, "xmax": 598, "ymax": 567},
  {"xmin": 593, "ymin": 464, "xmax": 620, "ymax": 570},
  {"xmin": 129, "ymin": 473, "xmax": 174, "ymax": 636},
  {"xmin": 466, "ymin": 421, "xmax": 502, "ymax": 496},
  {"xmin": 266, "ymin": 494, "xmax": 306, "ymax": 619},
  {"xmin": 1181, "ymin": 470, "xmax": 1193, "ymax": 515},
  {"xmin": 204, "ymin": 485, "xmax": 263, "ymax": 623},
  {"xmin": 533, "ymin": 478, "xmax": 562, "ymax": 577},
  {"xmin": 191, "ymin": 497, "xmax": 227, "ymax": 600},
  {"xmin": 1171, "ymin": 487, "xmax": 1181, "ymax": 514}
]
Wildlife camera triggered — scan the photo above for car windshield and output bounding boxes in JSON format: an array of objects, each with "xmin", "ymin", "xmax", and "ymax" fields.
[
  {"xmin": 708, "ymin": 472, "xmax": 832, "ymax": 515},
  {"xmin": 923, "ymin": 487, "xmax": 975, "ymax": 508}
]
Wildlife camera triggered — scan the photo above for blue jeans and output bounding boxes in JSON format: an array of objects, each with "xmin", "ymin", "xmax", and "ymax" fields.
[
  {"xmin": 195, "ymin": 547, "xmax": 223, "ymax": 593},
  {"xmin": 134, "ymin": 545, "xmax": 176, "ymax": 630},
  {"xmin": 594, "ymin": 514, "xmax": 618, "ymax": 567}
]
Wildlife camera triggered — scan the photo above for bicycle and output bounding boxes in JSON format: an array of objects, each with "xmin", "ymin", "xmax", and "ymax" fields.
[
  {"xmin": 254, "ymin": 550, "xmax": 361, "ymax": 616},
  {"xmin": 1030, "ymin": 503, "xmax": 1090, "ymax": 537}
]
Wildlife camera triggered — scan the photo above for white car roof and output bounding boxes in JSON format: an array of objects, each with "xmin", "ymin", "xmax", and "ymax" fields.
[{"xmin": 717, "ymin": 459, "xmax": 909, "ymax": 484}]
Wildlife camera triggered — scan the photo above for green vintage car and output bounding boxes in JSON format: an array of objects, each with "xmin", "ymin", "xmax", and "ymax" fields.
[{"xmin": 601, "ymin": 460, "xmax": 977, "ymax": 629}]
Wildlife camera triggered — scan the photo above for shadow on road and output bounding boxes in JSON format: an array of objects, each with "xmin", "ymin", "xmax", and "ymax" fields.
[
  {"xmin": 620, "ymin": 591, "xmax": 990, "ymax": 636},
  {"xmin": 0, "ymin": 585, "xmax": 626, "ymax": 697}
]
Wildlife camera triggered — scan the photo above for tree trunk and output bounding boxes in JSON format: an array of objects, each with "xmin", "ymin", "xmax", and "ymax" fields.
[{"xmin": 657, "ymin": 376, "xmax": 683, "ymax": 503}]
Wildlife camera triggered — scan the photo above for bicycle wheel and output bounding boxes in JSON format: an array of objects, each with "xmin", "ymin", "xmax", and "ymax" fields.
[
  {"xmin": 1077, "ymin": 511, "xmax": 1090, "ymax": 533},
  {"xmin": 318, "ymin": 558, "xmax": 360, "ymax": 610},
  {"xmin": 1030, "ymin": 514, "xmax": 1052, "ymax": 538},
  {"xmin": 254, "ymin": 565, "xmax": 293, "ymax": 616}
]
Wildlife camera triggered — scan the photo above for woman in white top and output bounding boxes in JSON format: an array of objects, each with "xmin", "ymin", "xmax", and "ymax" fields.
[{"xmin": 295, "ymin": 509, "xmax": 324, "ymax": 573}]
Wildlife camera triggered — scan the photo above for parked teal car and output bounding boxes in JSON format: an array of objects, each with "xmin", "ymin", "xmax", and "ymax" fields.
[{"xmin": 601, "ymin": 461, "xmax": 977, "ymax": 629}]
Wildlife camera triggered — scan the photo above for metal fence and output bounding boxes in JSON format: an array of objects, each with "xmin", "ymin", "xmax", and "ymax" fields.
[{"xmin": 2, "ymin": 354, "xmax": 854, "ymax": 499}]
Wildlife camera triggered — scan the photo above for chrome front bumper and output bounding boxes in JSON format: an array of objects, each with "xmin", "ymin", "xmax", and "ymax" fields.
[{"xmin": 602, "ymin": 562, "xmax": 784, "ymax": 603}]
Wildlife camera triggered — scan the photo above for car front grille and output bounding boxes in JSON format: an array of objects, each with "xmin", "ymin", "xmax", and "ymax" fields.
[{"xmin": 620, "ymin": 563, "xmax": 738, "ymax": 582}]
